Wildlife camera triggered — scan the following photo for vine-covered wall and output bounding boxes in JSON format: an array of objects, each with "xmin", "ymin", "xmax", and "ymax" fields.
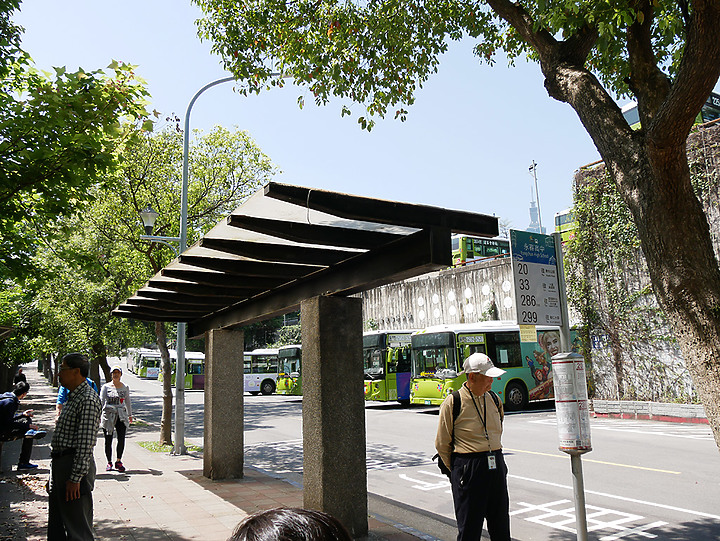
[{"xmin": 567, "ymin": 121, "xmax": 720, "ymax": 403}]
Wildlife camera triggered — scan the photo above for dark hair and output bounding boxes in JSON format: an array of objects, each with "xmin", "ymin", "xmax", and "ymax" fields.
[
  {"xmin": 61, "ymin": 353, "xmax": 90, "ymax": 378},
  {"xmin": 229, "ymin": 508, "xmax": 352, "ymax": 541},
  {"xmin": 13, "ymin": 381, "xmax": 29, "ymax": 397}
]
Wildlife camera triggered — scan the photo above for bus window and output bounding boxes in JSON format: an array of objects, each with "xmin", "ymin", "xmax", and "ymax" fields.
[
  {"xmin": 460, "ymin": 344, "xmax": 486, "ymax": 360},
  {"xmin": 187, "ymin": 363, "xmax": 204, "ymax": 375},
  {"xmin": 485, "ymin": 332, "xmax": 522, "ymax": 368}
]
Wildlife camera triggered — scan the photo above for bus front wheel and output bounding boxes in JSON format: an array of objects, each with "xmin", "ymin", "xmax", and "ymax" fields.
[
  {"xmin": 261, "ymin": 380, "xmax": 276, "ymax": 395},
  {"xmin": 505, "ymin": 382, "xmax": 528, "ymax": 411}
]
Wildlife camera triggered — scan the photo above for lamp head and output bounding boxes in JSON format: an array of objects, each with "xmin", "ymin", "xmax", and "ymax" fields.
[{"xmin": 140, "ymin": 205, "xmax": 159, "ymax": 236}]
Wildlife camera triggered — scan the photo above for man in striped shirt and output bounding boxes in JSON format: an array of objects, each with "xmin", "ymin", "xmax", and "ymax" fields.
[{"xmin": 48, "ymin": 353, "xmax": 102, "ymax": 541}]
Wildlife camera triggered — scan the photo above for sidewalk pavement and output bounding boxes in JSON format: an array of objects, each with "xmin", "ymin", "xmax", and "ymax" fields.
[{"xmin": 0, "ymin": 366, "xmax": 431, "ymax": 541}]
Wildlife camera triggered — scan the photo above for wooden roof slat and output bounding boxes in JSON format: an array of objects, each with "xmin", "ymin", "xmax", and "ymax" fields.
[
  {"xmin": 199, "ymin": 237, "xmax": 355, "ymax": 266},
  {"xmin": 113, "ymin": 309, "xmax": 194, "ymax": 323},
  {"xmin": 189, "ymin": 227, "xmax": 450, "ymax": 335},
  {"xmin": 147, "ymin": 280, "xmax": 256, "ymax": 298},
  {"xmin": 178, "ymin": 254, "xmax": 320, "ymax": 280},
  {"xmin": 227, "ymin": 215, "xmax": 402, "ymax": 249},
  {"xmin": 134, "ymin": 291, "xmax": 240, "ymax": 305},
  {"xmin": 264, "ymin": 182, "xmax": 499, "ymax": 237},
  {"xmin": 161, "ymin": 268, "xmax": 277, "ymax": 288}
]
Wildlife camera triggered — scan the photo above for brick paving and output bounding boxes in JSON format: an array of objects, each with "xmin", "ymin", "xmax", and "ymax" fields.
[{"xmin": 1, "ymin": 367, "xmax": 423, "ymax": 540}]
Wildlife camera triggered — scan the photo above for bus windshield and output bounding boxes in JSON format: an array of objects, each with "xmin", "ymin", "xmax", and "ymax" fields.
[
  {"xmin": 279, "ymin": 352, "xmax": 301, "ymax": 374},
  {"xmin": 411, "ymin": 346, "xmax": 458, "ymax": 378},
  {"xmin": 364, "ymin": 347, "xmax": 385, "ymax": 379}
]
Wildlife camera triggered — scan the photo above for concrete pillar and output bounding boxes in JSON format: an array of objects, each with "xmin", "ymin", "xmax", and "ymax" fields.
[
  {"xmin": 301, "ymin": 295, "xmax": 368, "ymax": 537},
  {"xmin": 204, "ymin": 328, "xmax": 244, "ymax": 479}
]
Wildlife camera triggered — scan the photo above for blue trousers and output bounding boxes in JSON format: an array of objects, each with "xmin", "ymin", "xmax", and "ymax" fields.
[{"xmin": 451, "ymin": 451, "xmax": 511, "ymax": 541}]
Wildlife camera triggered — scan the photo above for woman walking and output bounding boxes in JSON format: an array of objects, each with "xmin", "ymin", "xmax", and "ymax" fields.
[{"xmin": 100, "ymin": 365, "xmax": 133, "ymax": 472}]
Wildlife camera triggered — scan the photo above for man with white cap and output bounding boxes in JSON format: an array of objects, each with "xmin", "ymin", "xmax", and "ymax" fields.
[{"xmin": 435, "ymin": 352, "xmax": 511, "ymax": 541}]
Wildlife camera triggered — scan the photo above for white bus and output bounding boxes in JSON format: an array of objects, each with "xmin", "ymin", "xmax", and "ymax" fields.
[{"xmin": 244, "ymin": 348, "xmax": 280, "ymax": 395}]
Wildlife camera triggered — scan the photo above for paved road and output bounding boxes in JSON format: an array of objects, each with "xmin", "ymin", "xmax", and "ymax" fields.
[{"xmin": 119, "ymin": 360, "xmax": 720, "ymax": 540}]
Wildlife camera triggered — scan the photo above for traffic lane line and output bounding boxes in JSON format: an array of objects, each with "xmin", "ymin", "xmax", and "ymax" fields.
[
  {"xmin": 504, "ymin": 447, "xmax": 680, "ymax": 475},
  {"xmin": 509, "ymin": 473, "xmax": 720, "ymax": 521}
]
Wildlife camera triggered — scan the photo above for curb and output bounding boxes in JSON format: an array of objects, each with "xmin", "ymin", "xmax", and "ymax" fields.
[{"xmin": 591, "ymin": 399, "xmax": 708, "ymax": 424}]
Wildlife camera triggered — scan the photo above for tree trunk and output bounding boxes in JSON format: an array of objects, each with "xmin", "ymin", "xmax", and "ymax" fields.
[
  {"xmin": 538, "ymin": 59, "xmax": 720, "ymax": 452},
  {"xmin": 90, "ymin": 340, "xmax": 110, "ymax": 388},
  {"xmin": 155, "ymin": 321, "xmax": 173, "ymax": 446},
  {"xmin": 621, "ymin": 148, "xmax": 720, "ymax": 451}
]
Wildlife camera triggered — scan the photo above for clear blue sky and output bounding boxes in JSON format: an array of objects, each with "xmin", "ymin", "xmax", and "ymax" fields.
[{"xmin": 15, "ymin": 0, "xmax": 608, "ymax": 232}]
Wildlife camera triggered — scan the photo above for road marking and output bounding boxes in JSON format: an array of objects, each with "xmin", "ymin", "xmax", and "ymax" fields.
[
  {"xmin": 511, "ymin": 499, "xmax": 666, "ymax": 539},
  {"xmin": 510, "ymin": 474, "xmax": 720, "ymax": 521},
  {"xmin": 505, "ymin": 448, "xmax": 680, "ymax": 475},
  {"xmin": 529, "ymin": 418, "xmax": 714, "ymax": 441},
  {"xmin": 398, "ymin": 471, "xmax": 451, "ymax": 493}
]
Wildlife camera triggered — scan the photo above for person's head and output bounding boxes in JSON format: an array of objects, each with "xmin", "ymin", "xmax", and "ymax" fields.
[
  {"xmin": 13, "ymin": 381, "xmax": 29, "ymax": 399},
  {"xmin": 463, "ymin": 353, "xmax": 505, "ymax": 396},
  {"xmin": 17, "ymin": 368, "xmax": 22, "ymax": 374},
  {"xmin": 228, "ymin": 507, "xmax": 352, "ymax": 541},
  {"xmin": 59, "ymin": 353, "xmax": 89, "ymax": 390},
  {"xmin": 110, "ymin": 365, "xmax": 123, "ymax": 382},
  {"xmin": 540, "ymin": 331, "xmax": 561, "ymax": 358}
]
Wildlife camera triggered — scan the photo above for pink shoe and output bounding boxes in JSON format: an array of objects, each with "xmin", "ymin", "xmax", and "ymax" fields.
[
  {"xmin": 115, "ymin": 460, "xmax": 125, "ymax": 473},
  {"xmin": 106, "ymin": 462, "xmax": 113, "ymax": 471}
]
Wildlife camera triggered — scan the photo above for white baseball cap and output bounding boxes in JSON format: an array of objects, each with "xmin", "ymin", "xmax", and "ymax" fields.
[
  {"xmin": 110, "ymin": 365, "xmax": 123, "ymax": 374},
  {"xmin": 463, "ymin": 353, "xmax": 505, "ymax": 377}
]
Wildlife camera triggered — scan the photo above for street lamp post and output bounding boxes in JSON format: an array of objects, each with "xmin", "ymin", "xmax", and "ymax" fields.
[
  {"xmin": 141, "ymin": 73, "xmax": 285, "ymax": 455},
  {"xmin": 172, "ymin": 76, "xmax": 235, "ymax": 456}
]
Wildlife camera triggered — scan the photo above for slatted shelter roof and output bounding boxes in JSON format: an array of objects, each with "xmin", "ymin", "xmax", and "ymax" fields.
[{"xmin": 113, "ymin": 182, "xmax": 499, "ymax": 337}]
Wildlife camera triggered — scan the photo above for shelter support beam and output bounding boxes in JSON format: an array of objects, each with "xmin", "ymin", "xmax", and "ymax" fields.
[
  {"xmin": 301, "ymin": 296, "xmax": 367, "ymax": 537},
  {"xmin": 204, "ymin": 328, "xmax": 245, "ymax": 479}
]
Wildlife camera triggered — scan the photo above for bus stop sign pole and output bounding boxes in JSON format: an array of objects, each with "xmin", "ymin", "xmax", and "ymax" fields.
[{"xmin": 552, "ymin": 352, "xmax": 592, "ymax": 541}]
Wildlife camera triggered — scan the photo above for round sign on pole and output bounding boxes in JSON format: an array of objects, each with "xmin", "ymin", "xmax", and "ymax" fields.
[{"xmin": 552, "ymin": 352, "xmax": 592, "ymax": 454}]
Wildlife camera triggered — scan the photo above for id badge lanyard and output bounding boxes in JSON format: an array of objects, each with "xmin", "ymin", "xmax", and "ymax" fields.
[{"xmin": 471, "ymin": 393, "xmax": 497, "ymax": 470}]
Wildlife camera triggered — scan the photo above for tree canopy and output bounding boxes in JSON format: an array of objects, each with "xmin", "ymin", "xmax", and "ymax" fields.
[
  {"xmin": 0, "ymin": 1, "xmax": 151, "ymax": 281},
  {"xmin": 193, "ymin": 0, "xmax": 720, "ymax": 451}
]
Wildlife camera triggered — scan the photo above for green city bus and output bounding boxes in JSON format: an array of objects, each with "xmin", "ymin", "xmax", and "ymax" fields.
[
  {"xmin": 158, "ymin": 351, "xmax": 206, "ymax": 390},
  {"xmin": 276, "ymin": 345, "xmax": 302, "ymax": 395},
  {"xmin": 554, "ymin": 208, "xmax": 576, "ymax": 244},
  {"xmin": 451, "ymin": 234, "xmax": 510, "ymax": 267},
  {"xmin": 363, "ymin": 330, "xmax": 414, "ymax": 404},
  {"xmin": 410, "ymin": 321, "xmax": 562, "ymax": 409},
  {"xmin": 134, "ymin": 349, "xmax": 162, "ymax": 379}
]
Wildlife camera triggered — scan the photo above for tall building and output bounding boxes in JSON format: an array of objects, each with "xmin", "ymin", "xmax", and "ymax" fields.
[
  {"xmin": 527, "ymin": 197, "xmax": 545, "ymax": 234},
  {"xmin": 527, "ymin": 161, "xmax": 546, "ymax": 234}
]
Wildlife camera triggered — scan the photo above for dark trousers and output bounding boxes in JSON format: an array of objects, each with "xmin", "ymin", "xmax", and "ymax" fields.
[
  {"xmin": 0, "ymin": 428, "xmax": 34, "ymax": 464},
  {"xmin": 103, "ymin": 418, "xmax": 126, "ymax": 463},
  {"xmin": 451, "ymin": 451, "xmax": 511, "ymax": 541},
  {"xmin": 48, "ymin": 454, "xmax": 96, "ymax": 541}
]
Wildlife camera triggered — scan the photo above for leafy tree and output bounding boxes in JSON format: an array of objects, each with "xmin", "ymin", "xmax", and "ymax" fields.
[
  {"xmin": 0, "ymin": 0, "xmax": 151, "ymax": 282},
  {"xmin": 89, "ymin": 125, "xmax": 276, "ymax": 444},
  {"xmin": 194, "ymin": 0, "xmax": 720, "ymax": 451}
]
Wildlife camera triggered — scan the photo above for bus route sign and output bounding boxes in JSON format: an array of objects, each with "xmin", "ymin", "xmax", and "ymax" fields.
[{"xmin": 509, "ymin": 230, "xmax": 563, "ymax": 326}]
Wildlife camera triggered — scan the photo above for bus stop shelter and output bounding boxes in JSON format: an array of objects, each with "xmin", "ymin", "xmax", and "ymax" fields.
[{"xmin": 114, "ymin": 182, "xmax": 498, "ymax": 536}]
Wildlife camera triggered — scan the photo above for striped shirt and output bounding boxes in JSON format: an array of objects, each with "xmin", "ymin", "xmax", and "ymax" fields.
[{"xmin": 51, "ymin": 380, "xmax": 101, "ymax": 483}]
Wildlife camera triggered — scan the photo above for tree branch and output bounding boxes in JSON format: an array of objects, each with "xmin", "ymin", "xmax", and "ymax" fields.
[
  {"xmin": 626, "ymin": 0, "xmax": 671, "ymax": 124},
  {"xmin": 649, "ymin": 0, "xmax": 720, "ymax": 146}
]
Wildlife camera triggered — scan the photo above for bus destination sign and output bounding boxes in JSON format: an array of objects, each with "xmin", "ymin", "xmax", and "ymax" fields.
[{"xmin": 509, "ymin": 230, "xmax": 563, "ymax": 326}]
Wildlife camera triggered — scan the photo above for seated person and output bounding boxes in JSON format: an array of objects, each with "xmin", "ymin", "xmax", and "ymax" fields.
[{"xmin": 0, "ymin": 381, "xmax": 47, "ymax": 470}]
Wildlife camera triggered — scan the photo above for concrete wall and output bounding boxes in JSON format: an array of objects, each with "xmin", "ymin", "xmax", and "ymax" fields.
[{"xmin": 361, "ymin": 257, "xmax": 515, "ymax": 330}]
